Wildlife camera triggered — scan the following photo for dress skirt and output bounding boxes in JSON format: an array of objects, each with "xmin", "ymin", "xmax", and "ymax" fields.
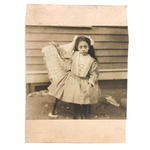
[{"xmin": 48, "ymin": 71, "xmax": 101, "ymax": 104}]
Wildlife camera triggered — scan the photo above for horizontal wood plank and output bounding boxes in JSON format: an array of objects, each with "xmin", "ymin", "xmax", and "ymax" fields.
[
  {"xmin": 95, "ymin": 50, "xmax": 128, "ymax": 56},
  {"xmin": 26, "ymin": 74, "xmax": 49, "ymax": 83},
  {"xmin": 26, "ymin": 58, "xmax": 44, "ymax": 64},
  {"xmin": 26, "ymin": 63, "xmax": 127, "ymax": 72},
  {"xmin": 97, "ymin": 57, "xmax": 127, "ymax": 63},
  {"xmin": 98, "ymin": 72, "xmax": 127, "ymax": 80},
  {"xmin": 26, "ymin": 49, "xmax": 128, "ymax": 57},
  {"xmin": 26, "ymin": 50, "xmax": 43, "ymax": 57},
  {"xmin": 26, "ymin": 56, "xmax": 127, "ymax": 65},
  {"xmin": 26, "ymin": 71, "xmax": 127, "ymax": 83},
  {"xmin": 26, "ymin": 68, "xmax": 128, "ymax": 75},
  {"xmin": 26, "ymin": 33, "xmax": 128, "ymax": 42},
  {"xmin": 26, "ymin": 26, "xmax": 128, "ymax": 35},
  {"xmin": 97, "ymin": 63, "xmax": 127, "ymax": 70},
  {"xmin": 99, "ymin": 68, "xmax": 127, "ymax": 72},
  {"xmin": 26, "ymin": 65, "xmax": 46, "ymax": 71},
  {"xmin": 27, "ymin": 71, "xmax": 47, "ymax": 74},
  {"xmin": 26, "ymin": 42, "xmax": 128, "ymax": 49}
]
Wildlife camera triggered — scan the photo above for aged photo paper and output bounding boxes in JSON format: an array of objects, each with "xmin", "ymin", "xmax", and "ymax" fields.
[{"xmin": 25, "ymin": 4, "xmax": 127, "ymax": 143}]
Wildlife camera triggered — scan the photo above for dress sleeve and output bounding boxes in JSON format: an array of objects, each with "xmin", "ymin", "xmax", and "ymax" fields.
[
  {"xmin": 88, "ymin": 60, "xmax": 99, "ymax": 86},
  {"xmin": 56, "ymin": 46, "xmax": 74, "ymax": 59}
]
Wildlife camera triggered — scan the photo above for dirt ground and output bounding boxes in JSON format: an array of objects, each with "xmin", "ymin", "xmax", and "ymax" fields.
[{"xmin": 26, "ymin": 80, "xmax": 127, "ymax": 120}]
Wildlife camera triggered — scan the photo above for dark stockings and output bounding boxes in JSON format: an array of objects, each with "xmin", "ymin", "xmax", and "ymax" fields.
[
  {"xmin": 52, "ymin": 98, "xmax": 59, "ymax": 115},
  {"xmin": 73, "ymin": 104, "xmax": 88, "ymax": 119}
]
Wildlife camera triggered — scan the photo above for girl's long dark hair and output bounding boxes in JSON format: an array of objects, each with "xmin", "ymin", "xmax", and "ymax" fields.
[{"xmin": 74, "ymin": 36, "xmax": 97, "ymax": 61}]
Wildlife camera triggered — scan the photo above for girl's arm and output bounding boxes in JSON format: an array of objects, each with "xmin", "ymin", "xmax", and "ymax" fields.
[
  {"xmin": 84, "ymin": 60, "xmax": 98, "ymax": 93},
  {"xmin": 88, "ymin": 60, "xmax": 99, "ymax": 87}
]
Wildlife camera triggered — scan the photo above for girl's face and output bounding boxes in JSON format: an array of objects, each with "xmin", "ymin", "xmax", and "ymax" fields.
[{"xmin": 77, "ymin": 41, "xmax": 89, "ymax": 56}]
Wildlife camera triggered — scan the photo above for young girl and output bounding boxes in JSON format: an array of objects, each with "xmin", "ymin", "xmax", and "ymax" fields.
[{"xmin": 47, "ymin": 35, "xmax": 101, "ymax": 119}]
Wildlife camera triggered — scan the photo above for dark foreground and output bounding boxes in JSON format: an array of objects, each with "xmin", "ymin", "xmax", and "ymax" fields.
[{"xmin": 26, "ymin": 80, "xmax": 127, "ymax": 120}]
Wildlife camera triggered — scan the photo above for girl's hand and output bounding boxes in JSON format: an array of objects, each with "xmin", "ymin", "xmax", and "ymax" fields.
[
  {"xmin": 49, "ymin": 41, "xmax": 64, "ymax": 54},
  {"xmin": 49, "ymin": 41, "xmax": 59, "ymax": 47},
  {"xmin": 83, "ymin": 83, "xmax": 92, "ymax": 93}
]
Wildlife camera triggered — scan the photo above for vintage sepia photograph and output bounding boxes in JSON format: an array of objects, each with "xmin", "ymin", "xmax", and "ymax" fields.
[
  {"xmin": 25, "ymin": 4, "xmax": 128, "ymax": 142},
  {"xmin": 2, "ymin": 1, "xmax": 150, "ymax": 148}
]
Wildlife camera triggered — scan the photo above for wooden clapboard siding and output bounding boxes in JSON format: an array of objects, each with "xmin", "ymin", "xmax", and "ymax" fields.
[
  {"xmin": 95, "ymin": 50, "xmax": 128, "ymax": 56},
  {"xmin": 26, "ymin": 65, "xmax": 46, "ymax": 71},
  {"xmin": 26, "ymin": 68, "xmax": 128, "ymax": 83},
  {"xmin": 26, "ymin": 56, "xmax": 127, "ymax": 65},
  {"xmin": 98, "ymin": 72, "xmax": 127, "ymax": 80},
  {"xmin": 27, "ymin": 74, "xmax": 50, "ymax": 83},
  {"xmin": 26, "ymin": 63, "xmax": 127, "ymax": 72},
  {"xmin": 98, "ymin": 57, "xmax": 127, "ymax": 63},
  {"xmin": 26, "ymin": 58, "xmax": 44, "ymax": 64},
  {"xmin": 26, "ymin": 72, "xmax": 128, "ymax": 83},
  {"xmin": 26, "ymin": 42, "xmax": 128, "ymax": 49},
  {"xmin": 26, "ymin": 49, "xmax": 128, "ymax": 57},
  {"xmin": 26, "ymin": 26, "xmax": 128, "ymax": 35},
  {"xmin": 26, "ymin": 50, "xmax": 43, "ymax": 57},
  {"xmin": 26, "ymin": 33, "xmax": 128, "ymax": 42},
  {"xmin": 25, "ymin": 26, "xmax": 128, "ymax": 83}
]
